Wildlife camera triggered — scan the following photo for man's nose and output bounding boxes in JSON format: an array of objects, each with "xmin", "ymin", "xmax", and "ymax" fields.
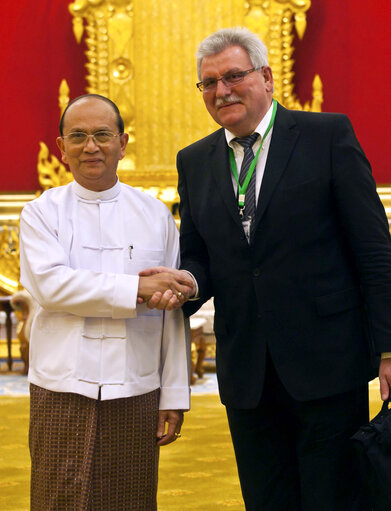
[
  {"xmin": 215, "ymin": 79, "xmax": 233, "ymax": 96},
  {"xmin": 83, "ymin": 135, "xmax": 99, "ymax": 151}
]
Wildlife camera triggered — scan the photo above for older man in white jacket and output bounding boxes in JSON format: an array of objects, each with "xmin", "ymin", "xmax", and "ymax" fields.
[{"xmin": 19, "ymin": 94, "xmax": 192, "ymax": 511}]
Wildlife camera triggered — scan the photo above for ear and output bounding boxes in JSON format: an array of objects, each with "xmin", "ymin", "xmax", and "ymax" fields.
[
  {"xmin": 56, "ymin": 137, "xmax": 68, "ymax": 164},
  {"xmin": 262, "ymin": 66, "xmax": 274, "ymax": 93},
  {"xmin": 119, "ymin": 132, "xmax": 129, "ymax": 160}
]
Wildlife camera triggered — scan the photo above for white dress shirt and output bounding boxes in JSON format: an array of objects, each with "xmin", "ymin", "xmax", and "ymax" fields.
[
  {"xmin": 188, "ymin": 102, "xmax": 275, "ymax": 296},
  {"xmin": 225, "ymin": 100, "xmax": 274, "ymax": 205},
  {"xmin": 20, "ymin": 180, "xmax": 190, "ymax": 408}
]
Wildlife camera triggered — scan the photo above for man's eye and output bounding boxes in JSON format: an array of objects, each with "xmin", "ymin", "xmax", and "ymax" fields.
[
  {"xmin": 68, "ymin": 133, "xmax": 87, "ymax": 143},
  {"xmin": 94, "ymin": 132, "xmax": 112, "ymax": 142},
  {"xmin": 203, "ymin": 79, "xmax": 216, "ymax": 89},
  {"xmin": 226, "ymin": 72, "xmax": 243, "ymax": 82}
]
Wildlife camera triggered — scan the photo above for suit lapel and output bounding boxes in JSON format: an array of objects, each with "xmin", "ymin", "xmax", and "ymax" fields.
[
  {"xmin": 205, "ymin": 105, "xmax": 300, "ymax": 235},
  {"xmin": 209, "ymin": 130, "xmax": 244, "ymax": 230},
  {"xmin": 254, "ymin": 104, "xmax": 300, "ymax": 232}
]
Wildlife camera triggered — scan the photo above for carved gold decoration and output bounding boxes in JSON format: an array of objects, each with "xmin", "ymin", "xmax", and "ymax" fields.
[
  {"xmin": 0, "ymin": 193, "xmax": 36, "ymax": 295},
  {"xmin": 38, "ymin": 0, "xmax": 321, "ymax": 193},
  {"xmin": 69, "ymin": 0, "xmax": 136, "ymax": 172},
  {"xmin": 0, "ymin": 224, "xmax": 20, "ymax": 294},
  {"xmin": 310, "ymin": 74, "xmax": 323, "ymax": 113},
  {"xmin": 245, "ymin": 0, "xmax": 321, "ymax": 111},
  {"xmin": 3, "ymin": 0, "xmax": 328, "ymax": 294},
  {"xmin": 59, "ymin": 79, "xmax": 70, "ymax": 115},
  {"xmin": 377, "ymin": 188, "xmax": 391, "ymax": 224},
  {"xmin": 38, "ymin": 142, "xmax": 72, "ymax": 191},
  {"xmin": 0, "ymin": 195, "xmax": 35, "ymax": 294}
]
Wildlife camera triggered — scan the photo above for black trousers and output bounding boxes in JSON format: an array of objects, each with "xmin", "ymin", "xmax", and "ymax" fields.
[{"xmin": 226, "ymin": 353, "xmax": 371, "ymax": 511}]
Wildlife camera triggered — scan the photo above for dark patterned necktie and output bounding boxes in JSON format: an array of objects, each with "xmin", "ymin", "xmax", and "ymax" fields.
[{"xmin": 235, "ymin": 133, "xmax": 259, "ymax": 221}]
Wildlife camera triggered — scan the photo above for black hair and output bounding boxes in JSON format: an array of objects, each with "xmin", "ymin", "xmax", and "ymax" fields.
[{"xmin": 59, "ymin": 93, "xmax": 124, "ymax": 135}]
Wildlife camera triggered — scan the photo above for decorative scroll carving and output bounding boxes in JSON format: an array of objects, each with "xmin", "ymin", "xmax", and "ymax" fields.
[
  {"xmin": 69, "ymin": 0, "xmax": 136, "ymax": 172},
  {"xmin": 59, "ymin": 79, "xmax": 70, "ymax": 115},
  {"xmin": 0, "ymin": 225, "xmax": 20, "ymax": 294},
  {"xmin": 1, "ymin": 1, "xmax": 326, "ymax": 294},
  {"xmin": 245, "ymin": 0, "xmax": 322, "ymax": 111},
  {"xmin": 37, "ymin": 0, "xmax": 321, "ymax": 192},
  {"xmin": 38, "ymin": 142, "xmax": 72, "ymax": 191}
]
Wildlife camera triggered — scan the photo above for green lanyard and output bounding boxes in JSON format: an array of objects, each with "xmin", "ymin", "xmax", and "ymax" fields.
[{"xmin": 229, "ymin": 98, "xmax": 277, "ymax": 216}]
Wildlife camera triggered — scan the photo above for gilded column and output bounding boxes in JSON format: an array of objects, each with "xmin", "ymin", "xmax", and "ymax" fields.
[{"xmin": 69, "ymin": 0, "xmax": 136, "ymax": 170}]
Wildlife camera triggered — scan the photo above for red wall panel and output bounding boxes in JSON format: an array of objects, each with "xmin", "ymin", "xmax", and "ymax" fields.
[
  {"xmin": 294, "ymin": 0, "xmax": 391, "ymax": 183},
  {"xmin": 0, "ymin": 0, "xmax": 86, "ymax": 191},
  {"xmin": 0, "ymin": 1, "xmax": 390, "ymax": 190}
]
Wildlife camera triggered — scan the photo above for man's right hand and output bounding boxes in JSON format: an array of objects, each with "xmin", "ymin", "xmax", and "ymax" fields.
[{"xmin": 138, "ymin": 267, "xmax": 196, "ymax": 310}]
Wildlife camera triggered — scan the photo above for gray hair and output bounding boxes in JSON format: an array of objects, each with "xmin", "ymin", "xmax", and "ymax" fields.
[{"xmin": 196, "ymin": 27, "xmax": 269, "ymax": 80}]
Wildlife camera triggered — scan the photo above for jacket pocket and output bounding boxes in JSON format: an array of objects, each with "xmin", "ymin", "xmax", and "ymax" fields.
[
  {"xmin": 124, "ymin": 248, "xmax": 164, "ymax": 275},
  {"xmin": 315, "ymin": 288, "xmax": 361, "ymax": 317}
]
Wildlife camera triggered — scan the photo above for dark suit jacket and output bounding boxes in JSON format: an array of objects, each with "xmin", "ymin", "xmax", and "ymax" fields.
[{"xmin": 178, "ymin": 103, "xmax": 391, "ymax": 408}]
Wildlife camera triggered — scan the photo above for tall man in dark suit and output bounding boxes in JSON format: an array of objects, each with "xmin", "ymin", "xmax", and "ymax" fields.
[{"xmin": 141, "ymin": 27, "xmax": 391, "ymax": 510}]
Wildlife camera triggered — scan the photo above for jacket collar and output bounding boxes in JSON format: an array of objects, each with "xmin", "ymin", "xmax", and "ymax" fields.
[
  {"xmin": 72, "ymin": 178, "xmax": 121, "ymax": 202},
  {"xmin": 254, "ymin": 103, "xmax": 299, "ymax": 232},
  {"xmin": 208, "ymin": 103, "xmax": 300, "ymax": 235}
]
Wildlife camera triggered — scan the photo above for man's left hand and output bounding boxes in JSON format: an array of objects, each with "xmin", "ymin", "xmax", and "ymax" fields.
[
  {"xmin": 379, "ymin": 358, "xmax": 391, "ymax": 400},
  {"xmin": 156, "ymin": 409, "xmax": 184, "ymax": 446}
]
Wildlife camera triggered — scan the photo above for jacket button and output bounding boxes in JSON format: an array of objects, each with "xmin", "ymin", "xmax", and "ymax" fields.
[{"xmin": 253, "ymin": 268, "xmax": 260, "ymax": 277}]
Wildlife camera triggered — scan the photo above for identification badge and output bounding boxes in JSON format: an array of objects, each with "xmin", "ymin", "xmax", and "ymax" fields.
[{"xmin": 242, "ymin": 219, "xmax": 251, "ymax": 243}]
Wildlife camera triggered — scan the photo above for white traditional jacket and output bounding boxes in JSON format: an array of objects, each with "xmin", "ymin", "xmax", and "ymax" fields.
[{"xmin": 19, "ymin": 180, "xmax": 190, "ymax": 409}]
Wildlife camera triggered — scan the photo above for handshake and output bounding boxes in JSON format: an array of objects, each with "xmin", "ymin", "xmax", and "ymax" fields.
[{"xmin": 137, "ymin": 267, "xmax": 197, "ymax": 310}]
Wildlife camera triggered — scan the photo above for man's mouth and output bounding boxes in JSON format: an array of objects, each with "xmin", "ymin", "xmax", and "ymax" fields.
[{"xmin": 82, "ymin": 158, "xmax": 102, "ymax": 163}]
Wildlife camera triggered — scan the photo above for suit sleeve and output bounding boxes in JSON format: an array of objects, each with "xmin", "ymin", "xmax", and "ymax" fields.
[
  {"xmin": 331, "ymin": 114, "xmax": 391, "ymax": 354},
  {"xmin": 177, "ymin": 150, "xmax": 213, "ymax": 316}
]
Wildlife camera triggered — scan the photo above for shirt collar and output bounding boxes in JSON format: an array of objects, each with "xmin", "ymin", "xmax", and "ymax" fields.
[
  {"xmin": 225, "ymin": 100, "xmax": 274, "ymax": 147},
  {"xmin": 72, "ymin": 178, "xmax": 121, "ymax": 201}
]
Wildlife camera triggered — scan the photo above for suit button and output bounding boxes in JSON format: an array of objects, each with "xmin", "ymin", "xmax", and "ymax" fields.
[{"xmin": 253, "ymin": 268, "xmax": 260, "ymax": 277}]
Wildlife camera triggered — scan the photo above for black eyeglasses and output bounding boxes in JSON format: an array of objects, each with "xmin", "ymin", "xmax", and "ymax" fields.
[{"xmin": 196, "ymin": 67, "xmax": 260, "ymax": 92}]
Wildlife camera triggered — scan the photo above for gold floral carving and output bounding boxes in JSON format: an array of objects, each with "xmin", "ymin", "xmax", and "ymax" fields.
[
  {"xmin": 38, "ymin": 142, "xmax": 72, "ymax": 191},
  {"xmin": 0, "ymin": 225, "xmax": 20, "ymax": 294},
  {"xmin": 37, "ymin": 0, "xmax": 320, "ymax": 193},
  {"xmin": 58, "ymin": 79, "xmax": 70, "ymax": 115},
  {"xmin": 3, "ymin": 1, "xmax": 327, "ymax": 294},
  {"xmin": 69, "ymin": 0, "xmax": 136, "ymax": 172},
  {"xmin": 245, "ymin": 0, "xmax": 322, "ymax": 111}
]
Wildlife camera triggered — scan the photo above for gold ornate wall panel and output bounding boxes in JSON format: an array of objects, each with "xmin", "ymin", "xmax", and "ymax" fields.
[
  {"xmin": 0, "ymin": 224, "xmax": 20, "ymax": 295},
  {"xmin": 0, "ymin": 196, "xmax": 31, "ymax": 295},
  {"xmin": 4, "ymin": 0, "xmax": 325, "ymax": 294},
  {"xmin": 38, "ymin": 0, "xmax": 320, "ymax": 194},
  {"xmin": 133, "ymin": 0, "xmax": 248, "ymax": 184},
  {"xmin": 245, "ymin": 0, "xmax": 322, "ymax": 111},
  {"xmin": 65, "ymin": 0, "xmax": 249, "ymax": 189},
  {"xmin": 70, "ymin": 0, "xmax": 136, "ymax": 172}
]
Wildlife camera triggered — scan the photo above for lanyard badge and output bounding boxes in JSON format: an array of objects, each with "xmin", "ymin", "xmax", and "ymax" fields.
[{"xmin": 229, "ymin": 98, "xmax": 277, "ymax": 218}]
